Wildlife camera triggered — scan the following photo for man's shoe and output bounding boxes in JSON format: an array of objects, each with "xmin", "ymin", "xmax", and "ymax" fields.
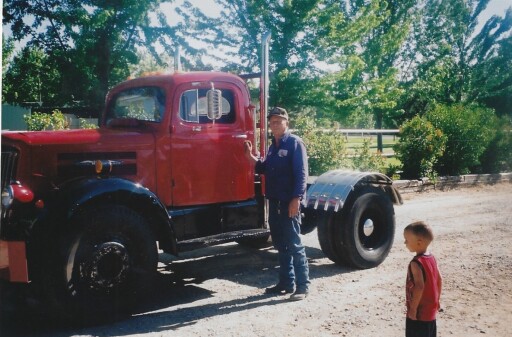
[
  {"xmin": 265, "ymin": 284, "xmax": 294, "ymax": 295},
  {"xmin": 289, "ymin": 288, "xmax": 309, "ymax": 301}
]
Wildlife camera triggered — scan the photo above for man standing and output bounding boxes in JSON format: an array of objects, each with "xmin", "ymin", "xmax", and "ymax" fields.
[{"xmin": 244, "ymin": 107, "xmax": 310, "ymax": 301}]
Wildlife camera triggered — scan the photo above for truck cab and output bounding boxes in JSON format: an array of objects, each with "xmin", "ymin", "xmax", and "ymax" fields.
[{"xmin": 103, "ymin": 72, "xmax": 256, "ymax": 207}]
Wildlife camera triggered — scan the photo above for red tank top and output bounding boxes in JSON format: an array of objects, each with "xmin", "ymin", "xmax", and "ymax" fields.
[{"xmin": 406, "ymin": 254, "xmax": 441, "ymax": 321}]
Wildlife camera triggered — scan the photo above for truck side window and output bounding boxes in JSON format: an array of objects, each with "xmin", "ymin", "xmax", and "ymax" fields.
[
  {"xmin": 107, "ymin": 86, "xmax": 166, "ymax": 123},
  {"xmin": 179, "ymin": 88, "xmax": 235, "ymax": 124}
]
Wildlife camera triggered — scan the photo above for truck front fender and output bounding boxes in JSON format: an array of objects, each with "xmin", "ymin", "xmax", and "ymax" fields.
[
  {"xmin": 51, "ymin": 177, "xmax": 176, "ymax": 255},
  {"xmin": 305, "ymin": 170, "xmax": 402, "ymax": 212}
]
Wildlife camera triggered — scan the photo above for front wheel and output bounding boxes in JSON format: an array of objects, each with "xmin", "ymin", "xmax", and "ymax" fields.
[{"xmin": 59, "ymin": 205, "xmax": 158, "ymax": 321}]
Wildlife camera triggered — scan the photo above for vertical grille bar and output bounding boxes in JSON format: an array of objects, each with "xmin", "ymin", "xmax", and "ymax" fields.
[{"xmin": 1, "ymin": 148, "xmax": 19, "ymax": 190}]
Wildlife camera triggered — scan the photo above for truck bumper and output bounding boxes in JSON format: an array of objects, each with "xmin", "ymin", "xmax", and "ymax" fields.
[{"xmin": 0, "ymin": 240, "xmax": 29, "ymax": 283}]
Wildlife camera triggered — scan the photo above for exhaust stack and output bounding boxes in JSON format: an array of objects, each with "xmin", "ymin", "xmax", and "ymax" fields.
[{"xmin": 259, "ymin": 31, "xmax": 271, "ymax": 158}]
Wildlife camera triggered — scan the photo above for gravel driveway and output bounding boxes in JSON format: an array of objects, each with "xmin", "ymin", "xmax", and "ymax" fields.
[{"xmin": 1, "ymin": 183, "xmax": 511, "ymax": 337}]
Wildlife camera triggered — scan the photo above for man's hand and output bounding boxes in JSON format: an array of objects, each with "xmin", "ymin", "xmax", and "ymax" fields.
[
  {"xmin": 244, "ymin": 141, "xmax": 257, "ymax": 164},
  {"xmin": 288, "ymin": 197, "xmax": 301, "ymax": 218},
  {"xmin": 244, "ymin": 140, "xmax": 252, "ymax": 154}
]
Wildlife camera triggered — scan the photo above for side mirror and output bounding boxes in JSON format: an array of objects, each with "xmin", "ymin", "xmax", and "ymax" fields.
[{"xmin": 207, "ymin": 88, "xmax": 222, "ymax": 120}]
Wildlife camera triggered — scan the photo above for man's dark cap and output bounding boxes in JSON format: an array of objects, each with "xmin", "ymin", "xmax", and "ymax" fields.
[{"xmin": 267, "ymin": 107, "xmax": 289, "ymax": 120}]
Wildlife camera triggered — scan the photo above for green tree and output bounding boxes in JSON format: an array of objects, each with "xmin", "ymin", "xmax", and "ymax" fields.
[
  {"xmin": 2, "ymin": 34, "xmax": 15, "ymax": 73},
  {"xmin": 3, "ymin": 46, "xmax": 62, "ymax": 106},
  {"xmin": 318, "ymin": 0, "xmax": 416, "ymax": 151},
  {"xmin": 128, "ymin": 49, "xmax": 174, "ymax": 78},
  {"xmin": 2, "ymin": 34, "xmax": 16, "ymax": 98},
  {"xmin": 3, "ymin": 0, "xmax": 187, "ymax": 109},
  {"xmin": 400, "ymin": 0, "xmax": 512, "ymax": 117},
  {"xmin": 176, "ymin": 0, "xmax": 325, "ymax": 111}
]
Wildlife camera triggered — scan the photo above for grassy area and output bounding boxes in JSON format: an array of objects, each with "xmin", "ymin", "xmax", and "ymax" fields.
[
  {"xmin": 345, "ymin": 135, "xmax": 398, "ymax": 156},
  {"xmin": 344, "ymin": 135, "xmax": 402, "ymax": 175}
]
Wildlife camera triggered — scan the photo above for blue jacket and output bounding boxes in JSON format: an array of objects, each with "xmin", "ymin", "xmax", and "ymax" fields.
[{"xmin": 255, "ymin": 131, "xmax": 308, "ymax": 202}]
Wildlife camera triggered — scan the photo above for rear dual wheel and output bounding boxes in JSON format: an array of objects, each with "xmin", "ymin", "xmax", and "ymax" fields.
[{"xmin": 317, "ymin": 187, "xmax": 395, "ymax": 269}]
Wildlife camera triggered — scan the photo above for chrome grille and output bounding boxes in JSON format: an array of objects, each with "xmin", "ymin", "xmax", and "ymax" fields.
[{"xmin": 1, "ymin": 147, "xmax": 18, "ymax": 190}]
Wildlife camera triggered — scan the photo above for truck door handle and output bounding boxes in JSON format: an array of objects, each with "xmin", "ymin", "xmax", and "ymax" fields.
[
  {"xmin": 192, "ymin": 126, "xmax": 202, "ymax": 132},
  {"xmin": 233, "ymin": 134, "xmax": 248, "ymax": 139}
]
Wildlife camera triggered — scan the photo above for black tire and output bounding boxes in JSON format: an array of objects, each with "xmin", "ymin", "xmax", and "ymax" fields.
[
  {"xmin": 318, "ymin": 187, "xmax": 395, "ymax": 269},
  {"xmin": 339, "ymin": 187, "xmax": 395, "ymax": 268},
  {"xmin": 300, "ymin": 208, "xmax": 319, "ymax": 235},
  {"xmin": 57, "ymin": 205, "xmax": 158, "ymax": 321},
  {"xmin": 317, "ymin": 211, "xmax": 347, "ymax": 264}
]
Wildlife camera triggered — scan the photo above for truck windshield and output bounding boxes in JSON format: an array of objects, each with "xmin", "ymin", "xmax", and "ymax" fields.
[{"xmin": 106, "ymin": 86, "xmax": 166, "ymax": 124}]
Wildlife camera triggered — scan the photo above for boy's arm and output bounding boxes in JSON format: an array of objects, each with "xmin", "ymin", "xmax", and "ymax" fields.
[
  {"xmin": 408, "ymin": 261, "xmax": 425, "ymax": 320},
  {"xmin": 437, "ymin": 269, "xmax": 443, "ymax": 311}
]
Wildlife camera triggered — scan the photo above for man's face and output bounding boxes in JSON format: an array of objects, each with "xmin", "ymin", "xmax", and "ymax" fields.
[{"xmin": 269, "ymin": 116, "xmax": 288, "ymax": 139}]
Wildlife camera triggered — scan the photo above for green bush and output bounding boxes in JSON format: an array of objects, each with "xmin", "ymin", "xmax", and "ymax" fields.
[
  {"xmin": 394, "ymin": 115, "xmax": 447, "ymax": 180},
  {"xmin": 351, "ymin": 138, "xmax": 387, "ymax": 173},
  {"xmin": 478, "ymin": 117, "xmax": 512, "ymax": 173},
  {"xmin": 24, "ymin": 110, "xmax": 69, "ymax": 131},
  {"xmin": 79, "ymin": 118, "xmax": 98, "ymax": 129},
  {"xmin": 427, "ymin": 104, "xmax": 496, "ymax": 176},
  {"xmin": 294, "ymin": 113, "xmax": 350, "ymax": 176}
]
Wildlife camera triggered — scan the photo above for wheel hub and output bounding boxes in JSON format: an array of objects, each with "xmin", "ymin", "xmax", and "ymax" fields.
[
  {"xmin": 363, "ymin": 219, "xmax": 374, "ymax": 237},
  {"xmin": 82, "ymin": 241, "xmax": 130, "ymax": 290}
]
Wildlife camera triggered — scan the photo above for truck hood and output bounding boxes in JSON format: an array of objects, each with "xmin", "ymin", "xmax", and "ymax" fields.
[
  {"xmin": 1, "ymin": 128, "xmax": 154, "ymax": 147},
  {"xmin": 2, "ymin": 128, "xmax": 158, "ymax": 191}
]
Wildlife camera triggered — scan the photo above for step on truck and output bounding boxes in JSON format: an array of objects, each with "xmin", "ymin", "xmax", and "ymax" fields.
[{"xmin": 0, "ymin": 34, "xmax": 402, "ymax": 320}]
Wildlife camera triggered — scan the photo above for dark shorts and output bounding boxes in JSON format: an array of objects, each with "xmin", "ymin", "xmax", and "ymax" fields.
[{"xmin": 406, "ymin": 318, "xmax": 436, "ymax": 337}]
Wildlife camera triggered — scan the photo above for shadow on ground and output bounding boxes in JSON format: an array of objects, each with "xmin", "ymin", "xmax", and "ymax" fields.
[{"xmin": 0, "ymin": 242, "xmax": 353, "ymax": 337}]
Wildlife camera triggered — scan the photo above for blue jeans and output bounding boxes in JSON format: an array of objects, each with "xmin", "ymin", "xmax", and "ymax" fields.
[{"xmin": 268, "ymin": 199, "xmax": 310, "ymax": 291}]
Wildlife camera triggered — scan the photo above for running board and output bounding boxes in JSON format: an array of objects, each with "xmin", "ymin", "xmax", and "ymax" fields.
[{"xmin": 177, "ymin": 229, "xmax": 270, "ymax": 252}]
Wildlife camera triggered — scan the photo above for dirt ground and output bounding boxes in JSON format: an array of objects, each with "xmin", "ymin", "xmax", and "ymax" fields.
[{"xmin": 1, "ymin": 183, "xmax": 511, "ymax": 337}]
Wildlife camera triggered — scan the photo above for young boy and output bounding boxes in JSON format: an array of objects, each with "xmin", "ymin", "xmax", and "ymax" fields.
[{"xmin": 403, "ymin": 221, "xmax": 443, "ymax": 337}]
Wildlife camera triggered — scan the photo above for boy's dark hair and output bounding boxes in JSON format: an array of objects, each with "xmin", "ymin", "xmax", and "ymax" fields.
[{"xmin": 404, "ymin": 221, "xmax": 434, "ymax": 242}]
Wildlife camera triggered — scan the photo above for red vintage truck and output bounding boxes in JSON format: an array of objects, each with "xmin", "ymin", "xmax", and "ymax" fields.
[{"xmin": 1, "ymin": 37, "xmax": 402, "ymax": 319}]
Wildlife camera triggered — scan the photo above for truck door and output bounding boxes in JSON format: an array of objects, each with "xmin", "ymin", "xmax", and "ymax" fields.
[{"xmin": 170, "ymin": 82, "xmax": 254, "ymax": 206}]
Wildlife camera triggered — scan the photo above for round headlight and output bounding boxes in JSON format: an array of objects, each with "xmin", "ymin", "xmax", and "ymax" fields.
[{"xmin": 1, "ymin": 185, "xmax": 14, "ymax": 208}]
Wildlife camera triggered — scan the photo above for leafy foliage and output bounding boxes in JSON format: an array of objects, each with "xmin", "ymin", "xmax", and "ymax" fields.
[
  {"xmin": 2, "ymin": 34, "xmax": 16, "ymax": 99},
  {"xmin": 2, "ymin": 0, "xmax": 185, "ymax": 109},
  {"xmin": 477, "ymin": 117, "xmax": 512, "ymax": 173},
  {"xmin": 2, "ymin": 34, "xmax": 15, "ymax": 73},
  {"xmin": 79, "ymin": 119, "xmax": 98, "ymax": 129},
  {"xmin": 3, "ymin": 47, "xmax": 62, "ymax": 105},
  {"xmin": 317, "ymin": 0, "xmax": 416, "ymax": 151},
  {"xmin": 3, "ymin": 0, "xmax": 511, "ymax": 178},
  {"xmin": 351, "ymin": 138, "xmax": 387, "ymax": 173},
  {"xmin": 400, "ymin": 0, "xmax": 512, "ymax": 117},
  {"xmin": 294, "ymin": 112, "xmax": 350, "ymax": 176},
  {"xmin": 427, "ymin": 104, "xmax": 497, "ymax": 176},
  {"xmin": 176, "ymin": 0, "xmax": 325, "ymax": 110},
  {"xmin": 24, "ymin": 110, "xmax": 69, "ymax": 131},
  {"xmin": 394, "ymin": 115, "xmax": 447, "ymax": 180}
]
